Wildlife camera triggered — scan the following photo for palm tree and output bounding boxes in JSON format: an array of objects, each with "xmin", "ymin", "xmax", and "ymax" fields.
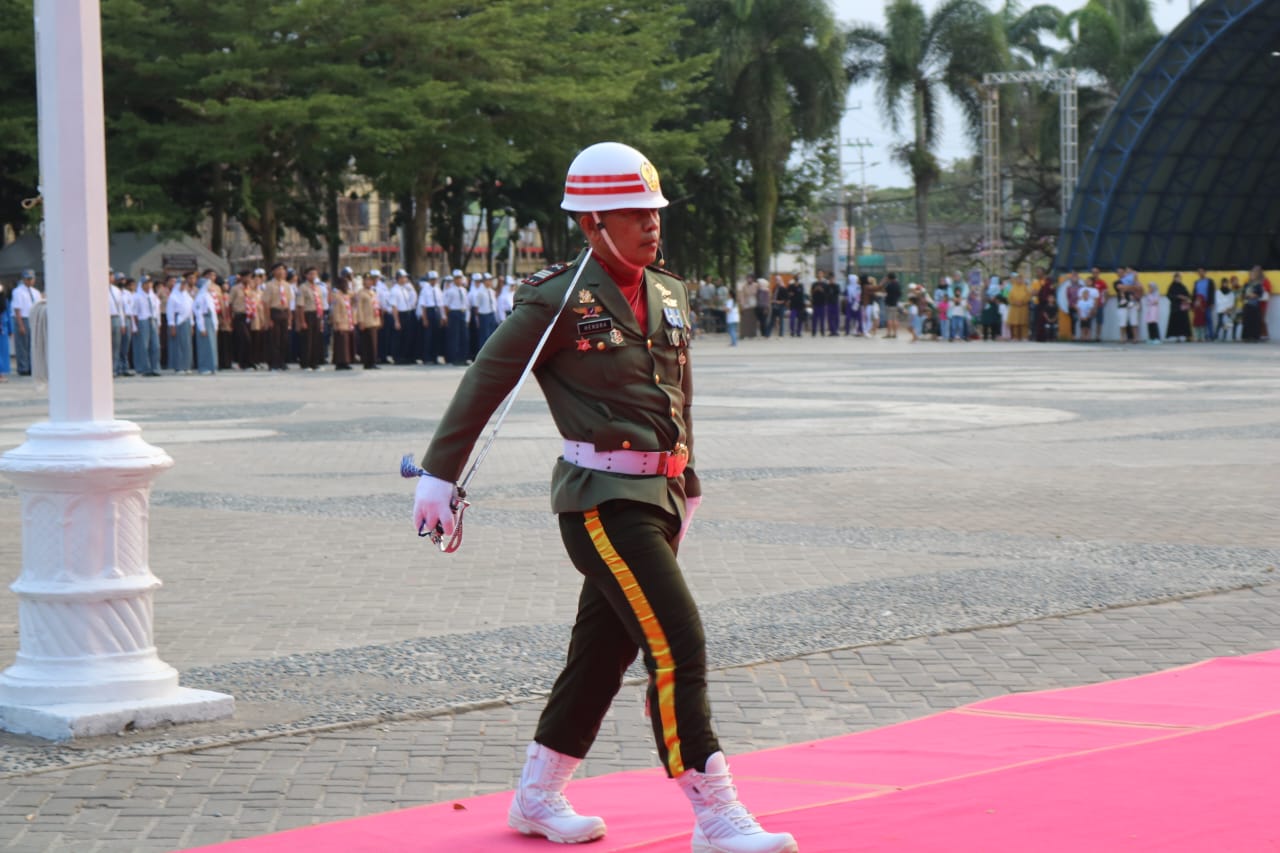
[
  {"xmin": 1058, "ymin": 0, "xmax": 1162, "ymax": 100},
  {"xmin": 1001, "ymin": 0, "xmax": 1064, "ymax": 70},
  {"xmin": 710, "ymin": 0, "xmax": 847, "ymax": 277},
  {"xmin": 847, "ymin": 0, "xmax": 1006, "ymax": 283}
]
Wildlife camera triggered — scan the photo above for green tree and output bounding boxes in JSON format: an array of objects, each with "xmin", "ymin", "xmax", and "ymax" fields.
[
  {"xmin": 847, "ymin": 0, "xmax": 1006, "ymax": 283},
  {"xmin": 0, "ymin": 0, "xmax": 38, "ymax": 242},
  {"xmin": 1058, "ymin": 0, "xmax": 1162, "ymax": 100},
  {"xmin": 702, "ymin": 0, "xmax": 847, "ymax": 278},
  {"xmin": 102, "ymin": 0, "xmax": 362, "ymax": 266}
]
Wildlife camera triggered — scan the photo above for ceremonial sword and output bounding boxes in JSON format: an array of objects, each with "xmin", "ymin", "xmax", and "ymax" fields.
[{"xmin": 401, "ymin": 248, "xmax": 594, "ymax": 552}]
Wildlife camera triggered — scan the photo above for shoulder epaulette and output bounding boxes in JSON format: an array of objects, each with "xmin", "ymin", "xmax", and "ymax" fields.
[
  {"xmin": 647, "ymin": 263, "xmax": 684, "ymax": 282},
  {"xmin": 522, "ymin": 263, "xmax": 571, "ymax": 287}
]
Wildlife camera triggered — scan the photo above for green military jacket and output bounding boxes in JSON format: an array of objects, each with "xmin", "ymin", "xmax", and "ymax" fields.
[{"xmin": 421, "ymin": 249, "xmax": 700, "ymax": 521}]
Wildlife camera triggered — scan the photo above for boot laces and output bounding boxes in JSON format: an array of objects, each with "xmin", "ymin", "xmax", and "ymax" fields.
[
  {"xmin": 530, "ymin": 788, "xmax": 577, "ymax": 817},
  {"xmin": 701, "ymin": 767, "xmax": 763, "ymax": 833}
]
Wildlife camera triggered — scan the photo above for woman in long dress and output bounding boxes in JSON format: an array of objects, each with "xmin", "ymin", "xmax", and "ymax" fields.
[
  {"xmin": 1007, "ymin": 275, "xmax": 1032, "ymax": 341},
  {"xmin": 1164, "ymin": 273, "xmax": 1192, "ymax": 342}
]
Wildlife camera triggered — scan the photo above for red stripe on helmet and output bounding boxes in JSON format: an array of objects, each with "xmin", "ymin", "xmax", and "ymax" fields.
[
  {"xmin": 564, "ymin": 183, "xmax": 648, "ymax": 195},
  {"xmin": 566, "ymin": 172, "xmax": 643, "ymax": 185}
]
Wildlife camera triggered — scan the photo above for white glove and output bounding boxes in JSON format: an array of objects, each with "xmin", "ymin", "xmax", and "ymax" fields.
[
  {"xmin": 413, "ymin": 474, "xmax": 458, "ymax": 536},
  {"xmin": 679, "ymin": 495, "xmax": 701, "ymax": 544}
]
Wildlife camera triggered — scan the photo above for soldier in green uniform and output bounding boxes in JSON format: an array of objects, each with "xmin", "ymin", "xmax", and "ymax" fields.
[{"xmin": 412, "ymin": 143, "xmax": 797, "ymax": 853}]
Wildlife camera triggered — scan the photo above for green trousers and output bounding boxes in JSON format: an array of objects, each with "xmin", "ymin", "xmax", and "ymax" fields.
[{"xmin": 534, "ymin": 499, "xmax": 719, "ymax": 778}]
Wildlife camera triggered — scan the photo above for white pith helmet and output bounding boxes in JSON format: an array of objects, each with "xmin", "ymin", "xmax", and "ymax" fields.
[{"xmin": 560, "ymin": 142, "xmax": 669, "ymax": 213}]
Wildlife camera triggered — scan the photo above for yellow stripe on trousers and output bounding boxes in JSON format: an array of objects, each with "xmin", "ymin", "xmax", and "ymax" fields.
[{"xmin": 583, "ymin": 509, "xmax": 685, "ymax": 776}]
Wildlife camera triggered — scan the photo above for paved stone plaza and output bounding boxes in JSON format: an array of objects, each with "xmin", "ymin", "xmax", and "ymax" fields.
[{"xmin": 0, "ymin": 335, "xmax": 1277, "ymax": 851}]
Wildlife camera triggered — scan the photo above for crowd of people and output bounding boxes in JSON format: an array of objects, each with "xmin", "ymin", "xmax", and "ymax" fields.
[
  {"xmin": 0, "ymin": 264, "xmax": 526, "ymax": 379},
  {"xmin": 684, "ymin": 265, "xmax": 1274, "ymax": 345},
  {"xmin": 0, "ymin": 262, "xmax": 1271, "ymax": 381}
]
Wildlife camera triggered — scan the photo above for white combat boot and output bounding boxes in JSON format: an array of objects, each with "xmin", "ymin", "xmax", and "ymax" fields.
[
  {"xmin": 677, "ymin": 752, "xmax": 798, "ymax": 853},
  {"xmin": 507, "ymin": 741, "xmax": 607, "ymax": 844}
]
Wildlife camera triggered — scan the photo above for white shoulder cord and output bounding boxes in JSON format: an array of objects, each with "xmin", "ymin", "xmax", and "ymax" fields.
[{"xmin": 401, "ymin": 248, "xmax": 594, "ymax": 552}]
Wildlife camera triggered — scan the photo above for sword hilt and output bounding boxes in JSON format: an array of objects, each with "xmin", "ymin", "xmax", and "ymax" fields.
[{"xmin": 401, "ymin": 454, "xmax": 468, "ymax": 553}]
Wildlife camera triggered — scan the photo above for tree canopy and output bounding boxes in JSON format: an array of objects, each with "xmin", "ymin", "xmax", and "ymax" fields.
[{"xmin": 0, "ymin": 1, "xmax": 1176, "ymax": 282}]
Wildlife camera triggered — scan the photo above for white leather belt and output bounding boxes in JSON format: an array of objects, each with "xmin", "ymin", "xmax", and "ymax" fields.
[{"xmin": 562, "ymin": 440, "xmax": 689, "ymax": 478}]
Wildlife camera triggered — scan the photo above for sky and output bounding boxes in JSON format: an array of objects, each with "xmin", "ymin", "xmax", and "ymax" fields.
[{"xmin": 829, "ymin": 0, "xmax": 1196, "ymax": 189}]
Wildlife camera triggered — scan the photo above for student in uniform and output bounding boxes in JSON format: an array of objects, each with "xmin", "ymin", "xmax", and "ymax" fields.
[
  {"xmin": 417, "ymin": 271, "xmax": 442, "ymax": 365},
  {"xmin": 166, "ymin": 276, "xmax": 195, "ymax": 373},
  {"xmin": 355, "ymin": 274, "xmax": 381, "ymax": 369},
  {"xmin": 441, "ymin": 271, "xmax": 470, "ymax": 366},
  {"xmin": 329, "ymin": 276, "xmax": 355, "ymax": 370},
  {"xmin": 411, "ymin": 141, "xmax": 797, "ymax": 853},
  {"xmin": 194, "ymin": 273, "xmax": 220, "ymax": 375}
]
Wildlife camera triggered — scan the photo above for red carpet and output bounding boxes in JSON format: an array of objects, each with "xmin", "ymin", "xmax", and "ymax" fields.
[{"xmin": 189, "ymin": 650, "xmax": 1280, "ymax": 852}]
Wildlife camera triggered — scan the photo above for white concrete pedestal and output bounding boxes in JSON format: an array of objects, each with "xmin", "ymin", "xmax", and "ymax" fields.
[{"xmin": 0, "ymin": 422, "xmax": 234, "ymax": 740}]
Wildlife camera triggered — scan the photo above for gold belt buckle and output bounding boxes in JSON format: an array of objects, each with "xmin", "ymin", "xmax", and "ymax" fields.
[{"xmin": 663, "ymin": 443, "xmax": 689, "ymax": 478}]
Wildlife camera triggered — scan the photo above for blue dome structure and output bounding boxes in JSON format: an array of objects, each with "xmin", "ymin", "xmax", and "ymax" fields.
[{"xmin": 1056, "ymin": 0, "xmax": 1280, "ymax": 272}]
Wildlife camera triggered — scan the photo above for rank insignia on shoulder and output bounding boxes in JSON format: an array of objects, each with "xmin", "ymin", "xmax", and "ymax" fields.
[
  {"xmin": 662, "ymin": 297, "xmax": 678, "ymax": 308},
  {"xmin": 522, "ymin": 264, "xmax": 569, "ymax": 287},
  {"xmin": 577, "ymin": 289, "xmax": 596, "ymax": 304},
  {"xmin": 654, "ymin": 282, "xmax": 672, "ymax": 298}
]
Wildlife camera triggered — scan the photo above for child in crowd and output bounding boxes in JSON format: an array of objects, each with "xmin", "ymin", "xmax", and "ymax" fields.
[
  {"xmin": 935, "ymin": 290, "xmax": 949, "ymax": 341},
  {"xmin": 724, "ymin": 290, "xmax": 740, "ymax": 346},
  {"xmin": 1040, "ymin": 293, "xmax": 1059, "ymax": 341},
  {"xmin": 1191, "ymin": 293, "xmax": 1209, "ymax": 342},
  {"xmin": 1143, "ymin": 283, "xmax": 1162, "ymax": 344},
  {"xmin": 1076, "ymin": 284, "xmax": 1096, "ymax": 341},
  {"xmin": 948, "ymin": 287, "xmax": 969, "ymax": 342},
  {"xmin": 981, "ymin": 294, "xmax": 1001, "ymax": 340},
  {"xmin": 967, "ymin": 287, "xmax": 983, "ymax": 340},
  {"xmin": 1215, "ymin": 279, "xmax": 1236, "ymax": 341}
]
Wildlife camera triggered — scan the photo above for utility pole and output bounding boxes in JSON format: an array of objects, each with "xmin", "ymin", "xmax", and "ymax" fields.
[
  {"xmin": 845, "ymin": 139, "xmax": 875, "ymax": 258},
  {"xmin": 834, "ymin": 105, "xmax": 863, "ymax": 279}
]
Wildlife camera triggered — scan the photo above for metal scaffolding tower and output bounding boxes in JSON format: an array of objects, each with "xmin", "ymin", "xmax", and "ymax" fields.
[{"xmin": 981, "ymin": 69, "xmax": 1079, "ymax": 273}]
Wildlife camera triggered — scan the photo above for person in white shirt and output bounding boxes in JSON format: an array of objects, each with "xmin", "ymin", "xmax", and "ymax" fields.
[
  {"xmin": 11, "ymin": 269, "xmax": 41, "ymax": 376},
  {"xmin": 416, "ymin": 272, "xmax": 441, "ymax": 365},
  {"xmin": 1214, "ymin": 278, "xmax": 1236, "ymax": 341},
  {"xmin": 495, "ymin": 275, "xmax": 517, "ymax": 324},
  {"xmin": 1075, "ymin": 283, "xmax": 1097, "ymax": 341},
  {"xmin": 372, "ymin": 269, "xmax": 393, "ymax": 364},
  {"xmin": 131, "ymin": 276, "xmax": 162, "ymax": 376},
  {"xmin": 469, "ymin": 272, "xmax": 498, "ymax": 352},
  {"xmin": 108, "ymin": 271, "xmax": 130, "ymax": 377},
  {"xmin": 393, "ymin": 271, "xmax": 417, "ymax": 364},
  {"xmin": 441, "ymin": 271, "xmax": 470, "ymax": 365},
  {"xmin": 724, "ymin": 289, "xmax": 740, "ymax": 346},
  {"xmin": 194, "ymin": 274, "xmax": 221, "ymax": 374},
  {"xmin": 844, "ymin": 274, "xmax": 861, "ymax": 336},
  {"xmin": 166, "ymin": 277, "xmax": 196, "ymax": 373}
]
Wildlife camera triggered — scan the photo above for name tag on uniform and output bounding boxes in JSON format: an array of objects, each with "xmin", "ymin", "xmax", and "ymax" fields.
[
  {"xmin": 577, "ymin": 316, "xmax": 613, "ymax": 336},
  {"xmin": 663, "ymin": 307, "xmax": 684, "ymax": 328}
]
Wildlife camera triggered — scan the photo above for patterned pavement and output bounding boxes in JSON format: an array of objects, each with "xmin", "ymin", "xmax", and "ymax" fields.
[{"xmin": 0, "ymin": 334, "xmax": 1277, "ymax": 851}]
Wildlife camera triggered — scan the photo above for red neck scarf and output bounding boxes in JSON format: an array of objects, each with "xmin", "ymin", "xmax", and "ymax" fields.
[{"xmin": 599, "ymin": 257, "xmax": 647, "ymax": 329}]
